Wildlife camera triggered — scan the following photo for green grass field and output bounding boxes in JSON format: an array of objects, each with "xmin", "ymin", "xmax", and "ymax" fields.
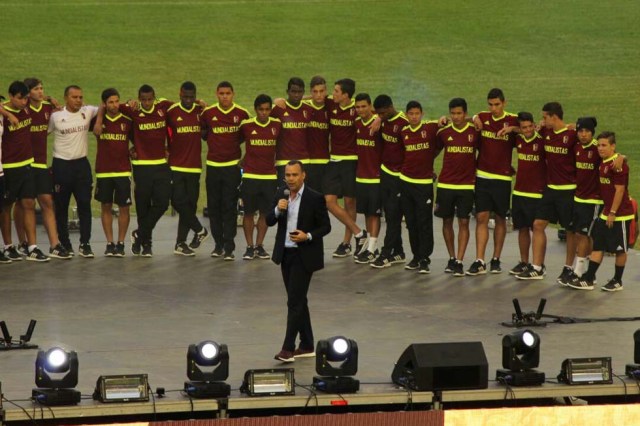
[{"xmin": 2, "ymin": 0, "xmax": 638, "ymax": 215}]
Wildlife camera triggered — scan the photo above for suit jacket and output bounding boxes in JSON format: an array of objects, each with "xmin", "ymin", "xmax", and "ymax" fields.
[{"xmin": 266, "ymin": 185, "xmax": 331, "ymax": 272}]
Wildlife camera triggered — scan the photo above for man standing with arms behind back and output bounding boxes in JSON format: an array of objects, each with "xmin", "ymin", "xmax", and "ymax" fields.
[{"xmin": 267, "ymin": 160, "xmax": 331, "ymax": 363}]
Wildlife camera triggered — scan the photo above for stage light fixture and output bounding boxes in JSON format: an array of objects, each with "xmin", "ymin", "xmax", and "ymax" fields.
[
  {"xmin": 94, "ymin": 374, "xmax": 149, "ymax": 402},
  {"xmin": 32, "ymin": 347, "xmax": 81, "ymax": 406},
  {"xmin": 558, "ymin": 357, "xmax": 612, "ymax": 385},
  {"xmin": 625, "ymin": 330, "xmax": 640, "ymax": 379},
  {"xmin": 184, "ymin": 340, "xmax": 231, "ymax": 398},
  {"xmin": 313, "ymin": 336, "xmax": 360, "ymax": 393},
  {"xmin": 240, "ymin": 368, "xmax": 295, "ymax": 396},
  {"xmin": 496, "ymin": 329, "xmax": 545, "ymax": 386}
]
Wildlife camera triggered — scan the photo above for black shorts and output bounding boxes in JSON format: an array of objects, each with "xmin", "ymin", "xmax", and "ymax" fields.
[
  {"xmin": 592, "ymin": 218, "xmax": 630, "ymax": 253},
  {"xmin": 475, "ymin": 177, "xmax": 511, "ymax": 217},
  {"xmin": 31, "ymin": 166, "xmax": 54, "ymax": 195},
  {"xmin": 355, "ymin": 182, "xmax": 382, "ymax": 216},
  {"xmin": 3, "ymin": 165, "xmax": 35, "ymax": 203},
  {"xmin": 323, "ymin": 160, "xmax": 356, "ymax": 198},
  {"xmin": 95, "ymin": 176, "xmax": 133, "ymax": 206},
  {"xmin": 511, "ymin": 194, "xmax": 540, "ymax": 229},
  {"xmin": 0, "ymin": 176, "xmax": 4, "ymax": 213},
  {"xmin": 434, "ymin": 187, "xmax": 474, "ymax": 219},
  {"xmin": 573, "ymin": 202, "xmax": 603, "ymax": 236},
  {"xmin": 305, "ymin": 163, "xmax": 327, "ymax": 194},
  {"xmin": 535, "ymin": 187, "xmax": 574, "ymax": 230},
  {"xmin": 240, "ymin": 178, "xmax": 277, "ymax": 214}
]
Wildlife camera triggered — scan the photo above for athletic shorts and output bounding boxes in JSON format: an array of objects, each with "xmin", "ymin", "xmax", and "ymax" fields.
[
  {"xmin": 434, "ymin": 187, "xmax": 474, "ymax": 219},
  {"xmin": 323, "ymin": 160, "xmax": 356, "ymax": 198},
  {"xmin": 355, "ymin": 182, "xmax": 382, "ymax": 216},
  {"xmin": 475, "ymin": 177, "xmax": 511, "ymax": 217},
  {"xmin": 94, "ymin": 176, "xmax": 133, "ymax": 206},
  {"xmin": 32, "ymin": 167, "xmax": 54, "ymax": 195},
  {"xmin": 0, "ymin": 176, "xmax": 4, "ymax": 213},
  {"xmin": 240, "ymin": 178, "xmax": 277, "ymax": 214},
  {"xmin": 3, "ymin": 165, "xmax": 35, "ymax": 203},
  {"xmin": 305, "ymin": 163, "xmax": 327, "ymax": 194},
  {"xmin": 573, "ymin": 202, "xmax": 603, "ymax": 236},
  {"xmin": 535, "ymin": 187, "xmax": 574, "ymax": 230},
  {"xmin": 511, "ymin": 195, "xmax": 540, "ymax": 229},
  {"xmin": 592, "ymin": 218, "xmax": 630, "ymax": 253}
]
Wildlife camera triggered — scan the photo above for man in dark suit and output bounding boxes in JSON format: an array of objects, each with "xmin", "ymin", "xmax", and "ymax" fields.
[{"xmin": 267, "ymin": 160, "xmax": 331, "ymax": 362}]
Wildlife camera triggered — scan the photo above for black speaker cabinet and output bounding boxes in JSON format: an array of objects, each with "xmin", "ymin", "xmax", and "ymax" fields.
[{"xmin": 392, "ymin": 342, "xmax": 488, "ymax": 391}]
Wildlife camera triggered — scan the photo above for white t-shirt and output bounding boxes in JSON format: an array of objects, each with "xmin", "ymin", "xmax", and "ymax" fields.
[{"xmin": 49, "ymin": 105, "xmax": 99, "ymax": 160}]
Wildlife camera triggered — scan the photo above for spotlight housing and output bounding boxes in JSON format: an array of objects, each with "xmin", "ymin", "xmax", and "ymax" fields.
[
  {"xmin": 496, "ymin": 329, "xmax": 545, "ymax": 386},
  {"xmin": 184, "ymin": 341, "xmax": 230, "ymax": 398},
  {"xmin": 32, "ymin": 347, "xmax": 81, "ymax": 406},
  {"xmin": 313, "ymin": 336, "xmax": 359, "ymax": 393}
]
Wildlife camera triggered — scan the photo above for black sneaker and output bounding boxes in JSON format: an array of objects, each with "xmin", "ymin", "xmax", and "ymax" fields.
[
  {"xmin": 26, "ymin": 247, "xmax": 50, "ymax": 262},
  {"xmin": 243, "ymin": 246, "xmax": 255, "ymax": 260},
  {"xmin": 254, "ymin": 245, "xmax": 270, "ymax": 259},
  {"xmin": 223, "ymin": 251, "xmax": 235, "ymax": 261},
  {"xmin": 355, "ymin": 249, "xmax": 376, "ymax": 264},
  {"xmin": 370, "ymin": 254, "xmax": 391, "ymax": 269},
  {"xmin": 131, "ymin": 230, "xmax": 141, "ymax": 256},
  {"xmin": 601, "ymin": 278, "xmax": 623, "ymax": 292},
  {"xmin": 333, "ymin": 242, "xmax": 352, "ymax": 258},
  {"xmin": 18, "ymin": 241, "xmax": 28, "ymax": 257},
  {"xmin": 445, "ymin": 257, "xmax": 457, "ymax": 273},
  {"xmin": 4, "ymin": 245, "xmax": 23, "ymax": 261},
  {"xmin": 389, "ymin": 253, "xmax": 406, "ymax": 264},
  {"xmin": 174, "ymin": 242, "xmax": 196, "ymax": 256},
  {"xmin": 105, "ymin": 242, "xmax": 116, "ymax": 257},
  {"xmin": 559, "ymin": 271, "xmax": 579, "ymax": 287},
  {"xmin": 189, "ymin": 227, "xmax": 209, "ymax": 249},
  {"xmin": 353, "ymin": 230, "xmax": 368, "ymax": 257},
  {"xmin": 453, "ymin": 261, "xmax": 465, "ymax": 277},
  {"xmin": 509, "ymin": 261, "xmax": 529, "ymax": 275},
  {"xmin": 49, "ymin": 243, "xmax": 72, "ymax": 260},
  {"xmin": 489, "ymin": 258, "xmax": 502, "ymax": 274},
  {"xmin": 141, "ymin": 243, "xmax": 153, "ymax": 258},
  {"xmin": 405, "ymin": 258, "xmax": 420, "ymax": 270},
  {"xmin": 516, "ymin": 265, "xmax": 546, "ymax": 280},
  {"xmin": 211, "ymin": 245, "xmax": 223, "ymax": 258},
  {"xmin": 566, "ymin": 274, "xmax": 595, "ymax": 290},
  {"xmin": 78, "ymin": 243, "xmax": 95, "ymax": 258},
  {"xmin": 0, "ymin": 250, "xmax": 12, "ymax": 264},
  {"xmin": 557, "ymin": 266, "xmax": 573, "ymax": 285},
  {"xmin": 62, "ymin": 242, "xmax": 74, "ymax": 257},
  {"xmin": 418, "ymin": 259, "xmax": 431, "ymax": 274},
  {"xmin": 114, "ymin": 242, "xmax": 125, "ymax": 258},
  {"xmin": 466, "ymin": 260, "xmax": 487, "ymax": 276}
]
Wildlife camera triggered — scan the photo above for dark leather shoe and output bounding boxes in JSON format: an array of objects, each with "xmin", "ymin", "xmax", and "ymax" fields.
[
  {"xmin": 274, "ymin": 350, "xmax": 295, "ymax": 363},
  {"xmin": 293, "ymin": 347, "xmax": 316, "ymax": 358}
]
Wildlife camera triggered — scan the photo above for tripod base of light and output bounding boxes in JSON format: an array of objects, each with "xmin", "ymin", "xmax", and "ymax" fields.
[
  {"xmin": 32, "ymin": 388, "xmax": 81, "ymax": 406},
  {"xmin": 313, "ymin": 376, "xmax": 360, "ymax": 394},
  {"xmin": 184, "ymin": 381, "xmax": 231, "ymax": 398},
  {"xmin": 496, "ymin": 369, "xmax": 545, "ymax": 386},
  {"xmin": 625, "ymin": 364, "xmax": 640, "ymax": 379}
]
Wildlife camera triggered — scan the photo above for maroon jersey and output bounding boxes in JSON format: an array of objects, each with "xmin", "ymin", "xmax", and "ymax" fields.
[
  {"xmin": 598, "ymin": 155, "xmax": 633, "ymax": 220},
  {"xmin": 476, "ymin": 111, "xmax": 518, "ymax": 180},
  {"xmin": 574, "ymin": 139, "xmax": 602, "ymax": 204},
  {"xmin": 540, "ymin": 126, "xmax": 577, "ymax": 189},
  {"xmin": 95, "ymin": 113, "xmax": 132, "ymax": 176},
  {"xmin": 400, "ymin": 120, "xmax": 439, "ymax": 183},
  {"xmin": 240, "ymin": 117, "xmax": 281, "ymax": 178},
  {"xmin": 436, "ymin": 123, "xmax": 478, "ymax": 189},
  {"xmin": 513, "ymin": 132, "xmax": 546, "ymax": 198},
  {"xmin": 380, "ymin": 112, "xmax": 410, "ymax": 176},
  {"xmin": 271, "ymin": 101, "xmax": 311, "ymax": 165},
  {"xmin": 120, "ymin": 99, "xmax": 172, "ymax": 165},
  {"xmin": 28, "ymin": 101, "xmax": 53, "ymax": 168},
  {"xmin": 166, "ymin": 103, "xmax": 203, "ymax": 173},
  {"xmin": 304, "ymin": 100, "xmax": 330, "ymax": 163},
  {"xmin": 200, "ymin": 103, "xmax": 249, "ymax": 166},
  {"xmin": 1, "ymin": 105, "xmax": 34, "ymax": 168},
  {"xmin": 355, "ymin": 115, "xmax": 383, "ymax": 182},
  {"xmin": 326, "ymin": 97, "xmax": 357, "ymax": 160}
]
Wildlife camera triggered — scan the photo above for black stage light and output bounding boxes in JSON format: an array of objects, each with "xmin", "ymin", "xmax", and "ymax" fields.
[
  {"xmin": 558, "ymin": 357, "xmax": 612, "ymax": 385},
  {"xmin": 32, "ymin": 347, "xmax": 81, "ymax": 406},
  {"xmin": 184, "ymin": 341, "xmax": 231, "ymax": 398},
  {"xmin": 625, "ymin": 330, "xmax": 640, "ymax": 379},
  {"xmin": 313, "ymin": 336, "xmax": 360, "ymax": 393},
  {"xmin": 496, "ymin": 329, "xmax": 545, "ymax": 386},
  {"xmin": 94, "ymin": 374, "xmax": 149, "ymax": 403},
  {"xmin": 240, "ymin": 368, "xmax": 295, "ymax": 396}
]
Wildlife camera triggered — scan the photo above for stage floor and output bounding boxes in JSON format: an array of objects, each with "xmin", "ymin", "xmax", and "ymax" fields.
[{"xmin": 1, "ymin": 213, "xmax": 639, "ymax": 413}]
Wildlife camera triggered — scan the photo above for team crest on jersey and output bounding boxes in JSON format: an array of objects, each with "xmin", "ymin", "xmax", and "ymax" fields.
[
  {"xmin": 158, "ymin": 110, "xmax": 164, "ymax": 117},
  {"xmin": 81, "ymin": 113, "xmax": 86, "ymax": 120},
  {"xmin": 271, "ymin": 127, "xmax": 277, "ymax": 136},
  {"xmin": 233, "ymin": 116, "xmax": 239, "ymax": 123},
  {"xmin": 394, "ymin": 125, "xmax": 398, "ymax": 133},
  {"xmin": 121, "ymin": 123, "xmax": 126, "ymax": 132},
  {"xmin": 563, "ymin": 136, "xmax": 568, "ymax": 144},
  {"xmin": 588, "ymin": 151, "xmax": 593, "ymax": 158},
  {"xmin": 421, "ymin": 130, "xmax": 427, "ymax": 138},
  {"xmin": 177, "ymin": 116, "xmax": 183, "ymax": 121},
  {"xmin": 533, "ymin": 143, "xmax": 538, "ymax": 151},
  {"xmin": 251, "ymin": 130, "xmax": 257, "ymax": 135},
  {"xmin": 284, "ymin": 112, "xmax": 290, "ymax": 117},
  {"xmin": 45, "ymin": 112, "xmax": 49, "ymax": 120},
  {"xmin": 468, "ymin": 134, "xmax": 473, "ymax": 142},
  {"xmin": 350, "ymin": 109, "xmax": 355, "ymax": 116},
  {"xmin": 447, "ymin": 136, "xmax": 453, "ymax": 141},
  {"xmin": 303, "ymin": 110, "xmax": 308, "ymax": 119}
]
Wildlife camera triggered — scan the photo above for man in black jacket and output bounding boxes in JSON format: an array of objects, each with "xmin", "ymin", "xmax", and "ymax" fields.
[{"xmin": 267, "ymin": 160, "xmax": 331, "ymax": 362}]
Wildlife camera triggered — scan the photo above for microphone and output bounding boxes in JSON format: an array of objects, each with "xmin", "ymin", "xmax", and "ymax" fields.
[{"xmin": 279, "ymin": 188, "xmax": 290, "ymax": 212}]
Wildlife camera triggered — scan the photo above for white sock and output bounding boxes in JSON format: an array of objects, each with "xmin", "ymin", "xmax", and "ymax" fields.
[
  {"xmin": 367, "ymin": 237, "xmax": 377, "ymax": 253},
  {"xmin": 355, "ymin": 230, "xmax": 364, "ymax": 238},
  {"xmin": 532, "ymin": 264, "xmax": 542, "ymax": 272},
  {"xmin": 28, "ymin": 245, "xmax": 37, "ymax": 252},
  {"xmin": 574, "ymin": 257, "xmax": 587, "ymax": 276}
]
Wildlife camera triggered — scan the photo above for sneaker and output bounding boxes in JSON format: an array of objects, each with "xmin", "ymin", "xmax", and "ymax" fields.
[
  {"xmin": 114, "ymin": 242, "xmax": 125, "ymax": 258},
  {"xmin": 223, "ymin": 251, "xmax": 235, "ymax": 261},
  {"xmin": 254, "ymin": 245, "xmax": 270, "ymax": 259},
  {"xmin": 559, "ymin": 271, "xmax": 579, "ymax": 287},
  {"xmin": 557, "ymin": 266, "xmax": 573, "ymax": 285},
  {"xmin": 516, "ymin": 265, "xmax": 546, "ymax": 280},
  {"xmin": 18, "ymin": 241, "xmax": 28, "ymax": 257},
  {"xmin": 601, "ymin": 278, "xmax": 623, "ymax": 292},
  {"xmin": 293, "ymin": 347, "xmax": 316, "ymax": 358},
  {"xmin": 466, "ymin": 260, "xmax": 487, "ymax": 276},
  {"xmin": 355, "ymin": 249, "xmax": 376, "ymax": 264},
  {"xmin": 174, "ymin": 242, "xmax": 196, "ymax": 256},
  {"xmin": 105, "ymin": 242, "xmax": 116, "ymax": 257},
  {"xmin": 333, "ymin": 242, "xmax": 352, "ymax": 258},
  {"xmin": 49, "ymin": 243, "xmax": 72, "ymax": 260},
  {"xmin": 418, "ymin": 259, "xmax": 431, "ymax": 274},
  {"xmin": 274, "ymin": 350, "xmax": 295, "ymax": 363},
  {"xmin": 566, "ymin": 275, "xmax": 595, "ymax": 291},
  {"xmin": 452, "ymin": 261, "xmax": 465, "ymax": 277},
  {"xmin": 141, "ymin": 243, "xmax": 153, "ymax": 258},
  {"xmin": 62, "ymin": 242, "xmax": 74, "ymax": 257},
  {"xmin": 353, "ymin": 230, "xmax": 368, "ymax": 257},
  {"xmin": 211, "ymin": 245, "xmax": 223, "ymax": 258},
  {"xmin": 389, "ymin": 253, "xmax": 406, "ymax": 264},
  {"xmin": 131, "ymin": 230, "xmax": 141, "ymax": 256},
  {"xmin": 189, "ymin": 227, "xmax": 209, "ymax": 249},
  {"xmin": 509, "ymin": 261, "xmax": 529, "ymax": 275},
  {"xmin": 4, "ymin": 245, "xmax": 23, "ymax": 261},
  {"xmin": 405, "ymin": 258, "xmax": 420, "ymax": 270},
  {"xmin": 445, "ymin": 257, "xmax": 457, "ymax": 273},
  {"xmin": 78, "ymin": 243, "xmax": 95, "ymax": 258},
  {"xmin": 243, "ymin": 246, "xmax": 255, "ymax": 260},
  {"xmin": 26, "ymin": 247, "xmax": 50, "ymax": 262},
  {"xmin": 489, "ymin": 258, "xmax": 502, "ymax": 274},
  {"xmin": 0, "ymin": 250, "xmax": 11, "ymax": 264},
  {"xmin": 370, "ymin": 254, "xmax": 391, "ymax": 269}
]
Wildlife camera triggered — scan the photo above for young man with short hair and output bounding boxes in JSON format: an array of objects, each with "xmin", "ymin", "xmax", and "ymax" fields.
[{"xmin": 303, "ymin": 76, "xmax": 330, "ymax": 193}]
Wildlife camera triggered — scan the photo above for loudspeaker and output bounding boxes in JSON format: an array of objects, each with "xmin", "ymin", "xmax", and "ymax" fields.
[{"xmin": 391, "ymin": 342, "xmax": 488, "ymax": 391}]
